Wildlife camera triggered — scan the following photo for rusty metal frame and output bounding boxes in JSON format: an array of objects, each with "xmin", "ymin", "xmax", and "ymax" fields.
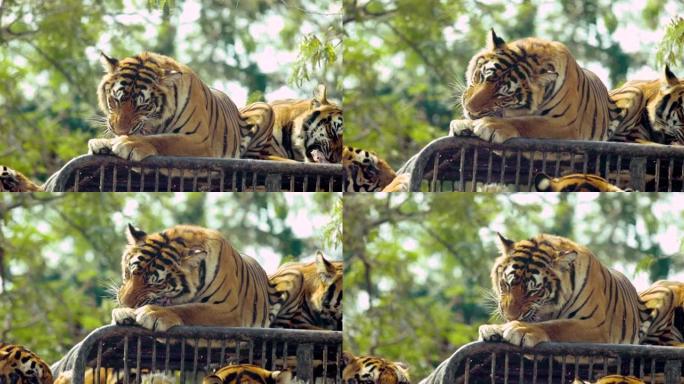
[
  {"xmin": 421, "ymin": 341, "xmax": 684, "ymax": 384},
  {"xmin": 62, "ymin": 325, "xmax": 341, "ymax": 384},
  {"xmin": 49, "ymin": 155, "xmax": 343, "ymax": 192},
  {"xmin": 407, "ymin": 137, "xmax": 684, "ymax": 192}
]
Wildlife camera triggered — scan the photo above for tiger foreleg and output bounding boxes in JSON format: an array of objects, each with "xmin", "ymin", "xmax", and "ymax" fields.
[
  {"xmin": 467, "ymin": 116, "xmax": 580, "ymax": 143},
  {"xmin": 449, "ymin": 119, "xmax": 476, "ymax": 137},
  {"xmin": 479, "ymin": 321, "xmax": 550, "ymax": 348},
  {"xmin": 479, "ymin": 319, "xmax": 608, "ymax": 347},
  {"xmin": 113, "ymin": 303, "xmax": 250, "ymax": 331},
  {"xmin": 89, "ymin": 135, "xmax": 212, "ymax": 161}
]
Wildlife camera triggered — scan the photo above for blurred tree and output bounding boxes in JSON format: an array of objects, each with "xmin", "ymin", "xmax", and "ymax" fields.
[
  {"xmin": 0, "ymin": 192, "xmax": 340, "ymax": 363},
  {"xmin": 344, "ymin": 193, "xmax": 684, "ymax": 380}
]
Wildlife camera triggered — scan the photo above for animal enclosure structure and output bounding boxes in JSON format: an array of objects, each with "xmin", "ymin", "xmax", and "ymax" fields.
[
  {"xmin": 422, "ymin": 341, "xmax": 684, "ymax": 384},
  {"xmin": 61, "ymin": 325, "xmax": 342, "ymax": 384},
  {"xmin": 407, "ymin": 137, "xmax": 684, "ymax": 192},
  {"xmin": 49, "ymin": 155, "xmax": 344, "ymax": 192}
]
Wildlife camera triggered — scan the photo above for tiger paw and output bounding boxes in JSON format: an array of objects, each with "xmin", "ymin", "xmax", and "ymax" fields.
[
  {"xmin": 479, "ymin": 321, "xmax": 549, "ymax": 347},
  {"xmin": 472, "ymin": 117, "xmax": 521, "ymax": 143},
  {"xmin": 88, "ymin": 138, "xmax": 114, "ymax": 155},
  {"xmin": 449, "ymin": 119, "xmax": 475, "ymax": 136},
  {"xmin": 110, "ymin": 136, "xmax": 158, "ymax": 161},
  {"xmin": 111, "ymin": 307, "xmax": 137, "ymax": 325},
  {"xmin": 134, "ymin": 305, "xmax": 183, "ymax": 331}
]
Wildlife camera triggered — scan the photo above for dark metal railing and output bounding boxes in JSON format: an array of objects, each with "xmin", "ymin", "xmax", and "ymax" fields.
[
  {"xmin": 407, "ymin": 137, "xmax": 684, "ymax": 192},
  {"xmin": 55, "ymin": 325, "xmax": 341, "ymax": 384},
  {"xmin": 48, "ymin": 155, "xmax": 343, "ymax": 192},
  {"xmin": 420, "ymin": 341, "xmax": 684, "ymax": 384}
]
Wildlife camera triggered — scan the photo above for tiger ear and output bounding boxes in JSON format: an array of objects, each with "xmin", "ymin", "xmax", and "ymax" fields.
[
  {"xmin": 312, "ymin": 84, "xmax": 329, "ymax": 108},
  {"xmin": 272, "ymin": 369, "xmax": 292, "ymax": 384},
  {"xmin": 664, "ymin": 65, "xmax": 679, "ymax": 88},
  {"xmin": 534, "ymin": 172, "xmax": 553, "ymax": 192},
  {"xmin": 537, "ymin": 64, "xmax": 558, "ymax": 86},
  {"xmin": 126, "ymin": 223, "xmax": 147, "ymax": 244},
  {"xmin": 487, "ymin": 28, "xmax": 506, "ymax": 50},
  {"xmin": 496, "ymin": 232, "xmax": 514, "ymax": 255},
  {"xmin": 161, "ymin": 69, "xmax": 183, "ymax": 85},
  {"xmin": 554, "ymin": 250, "xmax": 578, "ymax": 271},
  {"xmin": 100, "ymin": 51, "xmax": 119, "ymax": 73},
  {"xmin": 315, "ymin": 251, "xmax": 336, "ymax": 282},
  {"xmin": 342, "ymin": 351, "xmax": 356, "ymax": 366},
  {"xmin": 202, "ymin": 375, "xmax": 222, "ymax": 384},
  {"xmin": 395, "ymin": 362, "xmax": 409, "ymax": 371}
]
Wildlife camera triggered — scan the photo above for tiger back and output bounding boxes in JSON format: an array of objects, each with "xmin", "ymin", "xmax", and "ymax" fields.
[
  {"xmin": 110, "ymin": 224, "xmax": 272, "ymax": 331},
  {"xmin": 534, "ymin": 173, "xmax": 626, "ymax": 192},
  {"xmin": 269, "ymin": 251, "xmax": 342, "ymax": 331},
  {"xmin": 450, "ymin": 29, "xmax": 619, "ymax": 143},
  {"xmin": 478, "ymin": 233, "xmax": 643, "ymax": 347},
  {"xmin": 342, "ymin": 352, "xmax": 410, "ymax": 384},
  {"xmin": 88, "ymin": 51, "xmax": 274, "ymax": 162},
  {"xmin": 639, "ymin": 280, "xmax": 684, "ymax": 346},
  {"xmin": 608, "ymin": 65, "xmax": 684, "ymax": 145},
  {"xmin": 264, "ymin": 85, "xmax": 343, "ymax": 164},
  {"xmin": 342, "ymin": 146, "xmax": 396, "ymax": 192},
  {"xmin": 0, "ymin": 343, "xmax": 53, "ymax": 384},
  {"xmin": 203, "ymin": 364, "xmax": 292, "ymax": 384}
]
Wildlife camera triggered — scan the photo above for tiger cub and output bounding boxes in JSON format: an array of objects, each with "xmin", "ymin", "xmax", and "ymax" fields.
[
  {"xmin": 264, "ymin": 85, "xmax": 343, "ymax": 164},
  {"xmin": 88, "ymin": 52, "xmax": 274, "ymax": 161},
  {"xmin": 342, "ymin": 352, "xmax": 410, "ymax": 384},
  {"xmin": 639, "ymin": 280, "xmax": 684, "ymax": 346},
  {"xmin": 534, "ymin": 173, "xmax": 627, "ymax": 192},
  {"xmin": 573, "ymin": 376, "xmax": 645, "ymax": 384},
  {"xmin": 0, "ymin": 165, "xmax": 43, "ymax": 192},
  {"xmin": 342, "ymin": 146, "xmax": 396, "ymax": 192},
  {"xmin": 269, "ymin": 251, "xmax": 342, "ymax": 331},
  {"xmin": 0, "ymin": 343, "xmax": 53, "ymax": 384},
  {"xmin": 609, "ymin": 65, "xmax": 684, "ymax": 144},
  {"xmin": 111, "ymin": 224, "xmax": 272, "ymax": 331},
  {"xmin": 450, "ymin": 29, "xmax": 619, "ymax": 143},
  {"xmin": 203, "ymin": 364, "xmax": 292, "ymax": 384},
  {"xmin": 479, "ymin": 233, "xmax": 642, "ymax": 347}
]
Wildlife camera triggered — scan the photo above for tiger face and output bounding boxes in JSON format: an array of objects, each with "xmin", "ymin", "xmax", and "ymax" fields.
[
  {"xmin": 116, "ymin": 224, "xmax": 220, "ymax": 308},
  {"xmin": 534, "ymin": 173, "xmax": 627, "ymax": 192},
  {"xmin": 491, "ymin": 233, "xmax": 578, "ymax": 323},
  {"xmin": 298, "ymin": 85, "xmax": 343, "ymax": 164},
  {"xmin": 462, "ymin": 29, "xmax": 560, "ymax": 119},
  {"xmin": 203, "ymin": 364, "xmax": 292, "ymax": 384},
  {"xmin": 342, "ymin": 146, "xmax": 396, "ymax": 192},
  {"xmin": 98, "ymin": 52, "xmax": 183, "ymax": 136},
  {"xmin": 0, "ymin": 343, "xmax": 53, "ymax": 384},
  {"xmin": 649, "ymin": 65, "xmax": 684, "ymax": 143},
  {"xmin": 342, "ymin": 352, "xmax": 410, "ymax": 384}
]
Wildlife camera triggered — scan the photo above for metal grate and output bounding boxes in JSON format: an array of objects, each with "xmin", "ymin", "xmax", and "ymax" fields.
[
  {"xmin": 407, "ymin": 137, "xmax": 684, "ymax": 192},
  {"xmin": 420, "ymin": 341, "xmax": 684, "ymax": 384},
  {"xmin": 55, "ymin": 325, "xmax": 342, "ymax": 384},
  {"xmin": 48, "ymin": 155, "xmax": 343, "ymax": 192}
]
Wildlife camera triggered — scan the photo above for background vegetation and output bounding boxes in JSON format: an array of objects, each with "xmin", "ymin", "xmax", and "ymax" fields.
[
  {"xmin": 0, "ymin": 0, "xmax": 341, "ymax": 181},
  {"xmin": 0, "ymin": 192, "xmax": 342, "ymax": 363},
  {"xmin": 344, "ymin": 0, "xmax": 684, "ymax": 170},
  {"xmin": 344, "ymin": 193, "xmax": 684, "ymax": 381}
]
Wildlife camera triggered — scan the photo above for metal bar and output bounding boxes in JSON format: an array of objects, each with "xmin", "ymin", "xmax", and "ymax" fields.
[{"xmin": 296, "ymin": 344, "xmax": 314, "ymax": 383}]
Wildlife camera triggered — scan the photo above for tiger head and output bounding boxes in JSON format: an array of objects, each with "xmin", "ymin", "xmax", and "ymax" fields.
[
  {"xmin": 648, "ymin": 65, "xmax": 684, "ymax": 143},
  {"xmin": 98, "ymin": 51, "xmax": 186, "ymax": 136},
  {"xmin": 462, "ymin": 29, "xmax": 563, "ymax": 119},
  {"xmin": 296, "ymin": 85, "xmax": 344, "ymax": 164},
  {"xmin": 203, "ymin": 364, "xmax": 292, "ymax": 384},
  {"xmin": 116, "ymin": 224, "xmax": 223, "ymax": 308},
  {"xmin": 309, "ymin": 251, "xmax": 343, "ymax": 330},
  {"xmin": 342, "ymin": 146, "xmax": 396, "ymax": 192},
  {"xmin": 0, "ymin": 343, "xmax": 53, "ymax": 384},
  {"xmin": 534, "ymin": 173, "xmax": 627, "ymax": 192},
  {"xmin": 491, "ymin": 233, "xmax": 581, "ymax": 323},
  {"xmin": 342, "ymin": 352, "xmax": 410, "ymax": 384},
  {"xmin": 573, "ymin": 375, "xmax": 645, "ymax": 384},
  {"xmin": 0, "ymin": 165, "xmax": 42, "ymax": 192}
]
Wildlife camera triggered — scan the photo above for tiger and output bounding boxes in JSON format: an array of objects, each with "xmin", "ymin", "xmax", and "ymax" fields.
[
  {"xmin": 638, "ymin": 280, "xmax": 684, "ymax": 346},
  {"xmin": 0, "ymin": 165, "xmax": 43, "ymax": 192},
  {"xmin": 53, "ymin": 369, "xmax": 175, "ymax": 384},
  {"xmin": 203, "ymin": 364, "xmax": 292, "ymax": 384},
  {"xmin": 263, "ymin": 85, "xmax": 343, "ymax": 164},
  {"xmin": 88, "ymin": 52, "xmax": 274, "ymax": 162},
  {"xmin": 268, "ymin": 251, "xmax": 342, "ymax": 331},
  {"xmin": 573, "ymin": 376, "xmax": 645, "ymax": 384},
  {"xmin": 110, "ymin": 224, "xmax": 272, "ymax": 331},
  {"xmin": 534, "ymin": 172, "xmax": 627, "ymax": 192},
  {"xmin": 0, "ymin": 343, "xmax": 53, "ymax": 384},
  {"xmin": 450, "ymin": 29, "xmax": 619, "ymax": 143},
  {"xmin": 342, "ymin": 352, "xmax": 410, "ymax": 384},
  {"xmin": 478, "ymin": 233, "xmax": 643, "ymax": 348},
  {"xmin": 608, "ymin": 65, "xmax": 684, "ymax": 144},
  {"xmin": 342, "ymin": 146, "xmax": 397, "ymax": 192}
]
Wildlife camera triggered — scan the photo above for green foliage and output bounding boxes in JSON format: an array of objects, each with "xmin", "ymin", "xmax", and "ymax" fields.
[
  {"xmin": 0, "ymin": 193, "xmax": 338, "ymax": 364},
  {"xmin": 656, "ymin": 16, "xmax": 684, "ymax": 69},
  {"xmin": 344, "ymin": 194, "xmax": 684, "ymax": 380}
]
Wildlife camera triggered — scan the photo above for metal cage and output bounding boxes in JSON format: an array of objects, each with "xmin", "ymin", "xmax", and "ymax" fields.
[
  {"xmin": 421, "ymin": 341, "xmax": 684, "ymax": 384},
  {"xmin": 407, "ymin": 137, "xmax": 684, "ymax": 192},
  {"xmin": 58, "ymin": 325, "xmax": 342, "ymax": 384},
  {"xmin": 48, "ymin": 155, "xmax": 344, "ymax": 192}
]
